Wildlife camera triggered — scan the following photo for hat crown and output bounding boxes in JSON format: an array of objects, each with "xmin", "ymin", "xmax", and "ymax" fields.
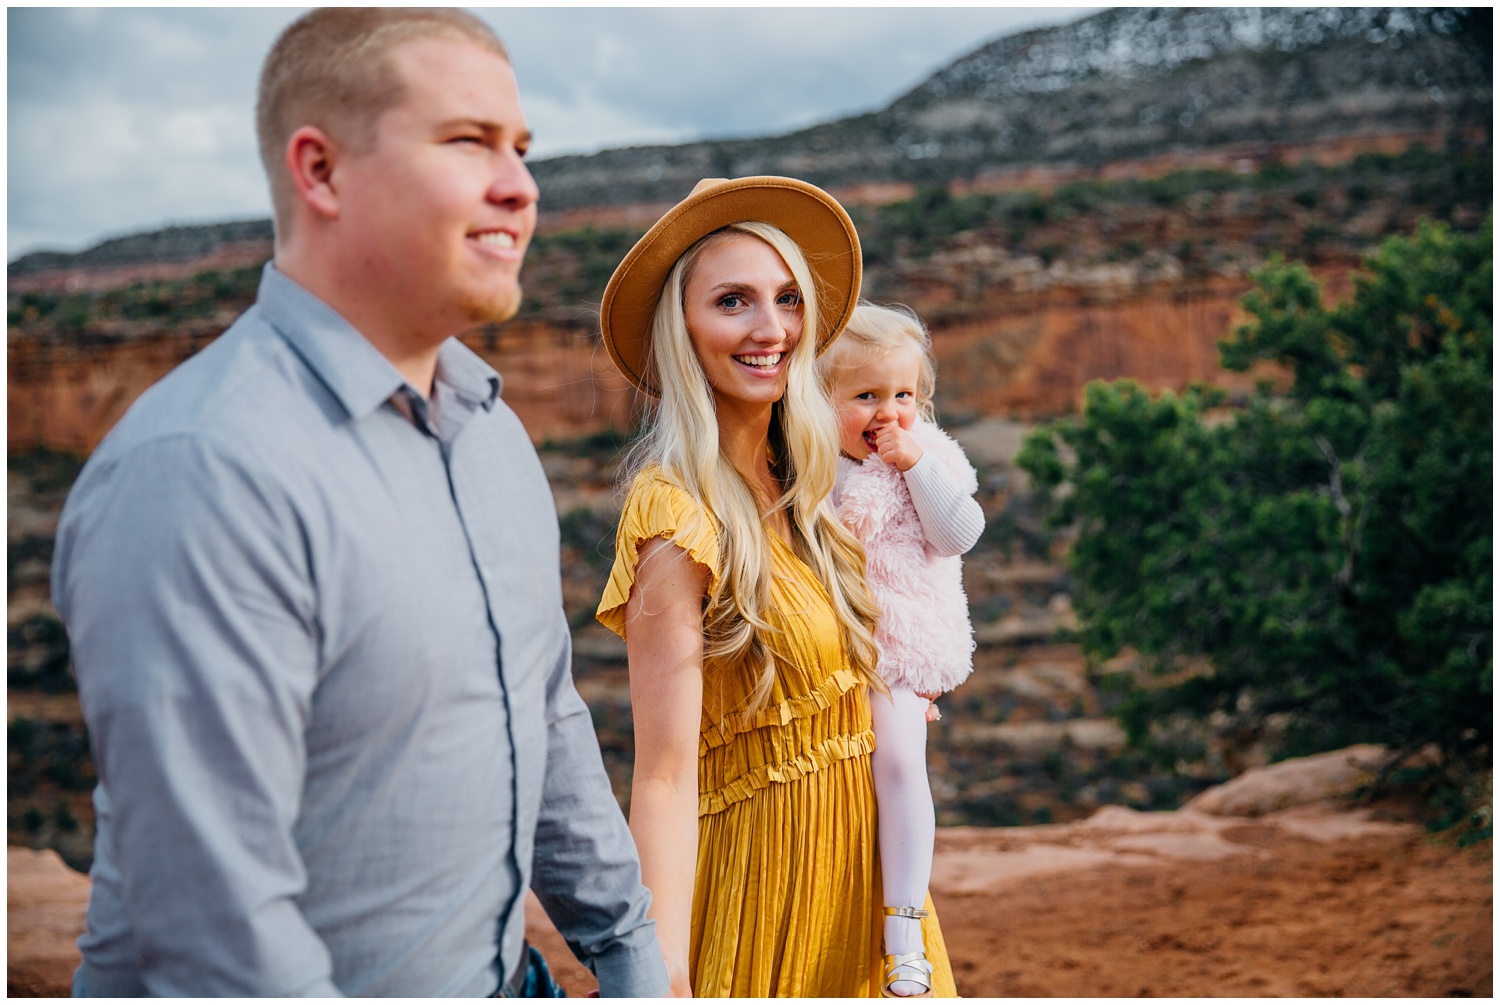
[{"xmin": 690, "ymin": 177, "xmax": 728, "ymax": 196}]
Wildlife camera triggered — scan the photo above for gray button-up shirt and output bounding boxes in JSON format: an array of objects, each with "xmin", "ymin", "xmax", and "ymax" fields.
[{"xmin": 52, "ymin": 264, "xmax": 666, "ymax": 997}]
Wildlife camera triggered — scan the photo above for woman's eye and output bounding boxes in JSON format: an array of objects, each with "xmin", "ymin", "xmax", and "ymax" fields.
[
  {"xmin": 777, "ymin": 291, "xmax": 802, "ymax": 307},
  {"xmin": 718, "ymin": 294, "xmax": 743, "ymax": 309}
]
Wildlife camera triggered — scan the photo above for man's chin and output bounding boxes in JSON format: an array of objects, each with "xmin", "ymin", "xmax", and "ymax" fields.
[{"xmin": 459, "ymin": 287, "xmax": 522, "ymax": 327}]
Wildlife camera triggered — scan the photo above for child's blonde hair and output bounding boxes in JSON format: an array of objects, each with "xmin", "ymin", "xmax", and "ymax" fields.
[{"xmin": 821, "ymin": 301, "xmax": 937, "ymax": 422}]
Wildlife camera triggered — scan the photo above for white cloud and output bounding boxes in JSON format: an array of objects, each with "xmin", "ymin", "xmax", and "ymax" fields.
[{"xmin": 8, "ymin": 6, "xmax": 1099, "ymax": 259}]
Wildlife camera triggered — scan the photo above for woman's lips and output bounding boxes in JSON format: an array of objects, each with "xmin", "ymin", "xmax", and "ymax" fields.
[
  {"xmin": 733, "ymin": 351, "xmax": 783, "ymax": 369},
  {"xmin": 732, "ymin": 351, "xmax": 786, "ymax": 376}
]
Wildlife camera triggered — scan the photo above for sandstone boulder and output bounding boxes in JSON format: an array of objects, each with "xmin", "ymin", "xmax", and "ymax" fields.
[{"xmin": 1185, "ymin": 743, "xmax": 1394, "ymax": 817}]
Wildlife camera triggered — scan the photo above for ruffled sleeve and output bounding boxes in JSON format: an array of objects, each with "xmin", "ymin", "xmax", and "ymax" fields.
[{"xmin": 596, "ymin": 468, "xmax": 721, "ymax": 639}]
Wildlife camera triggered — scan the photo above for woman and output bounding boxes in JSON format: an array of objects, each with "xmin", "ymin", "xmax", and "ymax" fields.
[{"xmin": 595, "ymin": 176, "xmax": 958, "ymax": 997}]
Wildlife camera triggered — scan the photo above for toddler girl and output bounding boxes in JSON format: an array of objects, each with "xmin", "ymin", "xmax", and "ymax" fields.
[{"xmin": 822, "ymin": 302, "xmax": 983, "ymax": 998}]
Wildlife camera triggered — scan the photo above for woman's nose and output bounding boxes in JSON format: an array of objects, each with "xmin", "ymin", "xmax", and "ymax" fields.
[
  {"xmin": 750, "ymin": 307, "xmax": 794, "ymax": 344},
  {"xmin": 875, "ymin": 398, "xmax": 898, "ymax": 420}
]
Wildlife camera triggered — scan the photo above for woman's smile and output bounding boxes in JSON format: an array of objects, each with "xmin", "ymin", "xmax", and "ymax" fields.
[{"xmin": 734, "ymin": 351, "xmax": 783, "ymax": 369}]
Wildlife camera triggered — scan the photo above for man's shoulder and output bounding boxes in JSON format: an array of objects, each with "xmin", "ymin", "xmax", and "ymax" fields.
[{"xmin": 94, "ymin": 304, "xmax": 330, "ymax": 468}]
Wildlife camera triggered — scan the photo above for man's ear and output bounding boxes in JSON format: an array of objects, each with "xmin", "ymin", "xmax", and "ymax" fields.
[{"xmin": 285, "ymin": 125, "xmax": 341, "ymax": 220}]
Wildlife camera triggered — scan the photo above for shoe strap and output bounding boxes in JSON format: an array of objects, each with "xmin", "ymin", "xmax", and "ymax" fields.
[
  {"xmin": 884, "ymin": 905, "xmax": 930, "ymax": 919},
  {"xmin": 884, "ymin": 951, "xmax": 935, "ymax": 981}
]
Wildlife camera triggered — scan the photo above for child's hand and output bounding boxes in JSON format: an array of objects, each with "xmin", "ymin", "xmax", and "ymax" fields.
[{"xmin": 872, "ymin": 424, "xmax": 924, "ymax": 472}]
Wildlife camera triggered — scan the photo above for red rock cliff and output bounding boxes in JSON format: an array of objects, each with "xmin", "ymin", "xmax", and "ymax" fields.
[{"xmin": 4, "ymin": 265, "xmax": 1360, "ymax": 455}]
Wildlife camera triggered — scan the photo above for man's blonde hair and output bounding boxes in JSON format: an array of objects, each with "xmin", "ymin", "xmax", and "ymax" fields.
[
  {"xmin": 256, "ymin": 7, "xmax": 509, "ymax": 238},
  {"xmin": 821, "ymin": 301, "xmax": 938, "ymax": 423}
]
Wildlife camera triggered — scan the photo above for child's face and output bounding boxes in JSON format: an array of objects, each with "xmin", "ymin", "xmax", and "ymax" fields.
[{"xmin": 829, "ymin": 343, "xmax": 922, "ymax": 461}]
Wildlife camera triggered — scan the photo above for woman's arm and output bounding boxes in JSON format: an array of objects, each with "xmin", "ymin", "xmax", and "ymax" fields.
[{"xmin": 624, "ymin": 536, "xmax": 710, "ymax": 997}]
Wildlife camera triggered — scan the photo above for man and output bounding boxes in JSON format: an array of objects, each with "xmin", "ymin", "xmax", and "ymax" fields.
[{"xmin": 52, "ymin": 8, "xmax": 668, "ymax": 996}]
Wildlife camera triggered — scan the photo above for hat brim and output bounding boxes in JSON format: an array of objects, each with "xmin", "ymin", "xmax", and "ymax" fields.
[{"xmin": 599, "ymin": 176, "xmax": 862, "ymax": 397}]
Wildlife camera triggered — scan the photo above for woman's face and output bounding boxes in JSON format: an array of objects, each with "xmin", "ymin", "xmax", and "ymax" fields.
[{"xmin": 682, "ymin": 233, "xmax": 804, "ymax": 411}]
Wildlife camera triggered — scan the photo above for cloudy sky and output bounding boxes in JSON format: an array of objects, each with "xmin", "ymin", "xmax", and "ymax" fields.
[{"xmin": 8, "ymin": 6, "xmax": 1100, "ymax": 261}]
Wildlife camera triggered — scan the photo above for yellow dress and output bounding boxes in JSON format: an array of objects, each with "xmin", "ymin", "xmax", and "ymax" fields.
[{"xmin": 598, "ymin": 470, "xmax": 958, "ymax": 998}]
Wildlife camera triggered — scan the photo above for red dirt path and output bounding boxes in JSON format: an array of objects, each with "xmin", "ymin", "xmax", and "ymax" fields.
[
  {"xmin": 935, "ymin": 825, "xmax": 1491, "ymax": 997},
  {"xmin": 11, "ymin": 818, "xmax": 1490, "ymax": 997},
  {"xmin": 524, "ymin": 817, "xmax": 1491, "ymax": 998}
]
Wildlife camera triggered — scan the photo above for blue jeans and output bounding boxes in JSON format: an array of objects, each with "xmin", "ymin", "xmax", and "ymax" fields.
[{"xmin": 499, "ymin": 945, "xmax": 567, "ymax": 998}]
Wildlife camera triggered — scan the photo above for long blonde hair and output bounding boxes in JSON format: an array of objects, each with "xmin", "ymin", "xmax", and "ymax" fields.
[{"xmin": 624, "ymin": 222, "xmax": 883, "ymax": 712}]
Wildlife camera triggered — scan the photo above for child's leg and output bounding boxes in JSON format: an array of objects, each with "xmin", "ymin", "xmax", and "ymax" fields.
[{"xmin": 870, "ymin": 685, "xmax": 936, "ymax": 994}]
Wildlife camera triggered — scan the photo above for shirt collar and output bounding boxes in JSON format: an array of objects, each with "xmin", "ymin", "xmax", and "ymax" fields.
[
  {"xmin": 434, "ymin": 338, "xmax": 502, "ymax": 413},
  {"xmin": 255, "ymin": 263, "xmax": 501, "ymax": 422}
]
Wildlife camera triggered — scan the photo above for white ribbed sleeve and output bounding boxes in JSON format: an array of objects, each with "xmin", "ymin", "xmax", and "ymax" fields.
[{"xmin": 902, "ymin": 452, "xmax": 985, "ymax": 557}]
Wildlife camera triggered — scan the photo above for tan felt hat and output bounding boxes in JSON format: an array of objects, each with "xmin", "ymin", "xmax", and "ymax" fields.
[{"xmin": 599, "ymin": 175, "xmax": 862, "ymax": 397}]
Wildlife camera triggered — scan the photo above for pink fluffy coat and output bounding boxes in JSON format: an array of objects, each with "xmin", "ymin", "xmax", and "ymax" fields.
[{"xmin": 834, "ymin": 420, "xmax": 978, "ymax": 694}]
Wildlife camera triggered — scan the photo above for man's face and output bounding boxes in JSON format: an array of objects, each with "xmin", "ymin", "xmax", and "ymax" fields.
[{"xmin": 334, "ymin": 36, "xmax": 539, "ymax": 337}]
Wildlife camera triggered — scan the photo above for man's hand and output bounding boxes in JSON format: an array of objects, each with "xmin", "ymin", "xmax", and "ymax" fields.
[{"xmin": 872, "ymin": 424, "xmax": 924, "ymax": 472}]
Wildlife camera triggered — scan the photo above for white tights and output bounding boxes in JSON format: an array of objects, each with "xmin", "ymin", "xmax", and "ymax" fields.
[{"xmin": 870, "ymin": 685, "xmax": 935, "ymax": 994}]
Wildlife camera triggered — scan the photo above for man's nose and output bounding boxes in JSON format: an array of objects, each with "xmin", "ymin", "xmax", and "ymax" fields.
[{"xmin": 488, "ymin": 153, "xmax": 540, "ymax": 211}]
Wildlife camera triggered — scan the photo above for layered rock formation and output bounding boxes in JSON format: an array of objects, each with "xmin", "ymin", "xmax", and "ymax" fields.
[
  {"xmin": 526, "ymin": 7, "xmax": 1489, "ymax": 209},
  {"xmin": 11, "ymin": 7, "xmax": 1489, "ymax": 275},
  {"xmin": 6, "ymin": 265, "xmax": 1349, "ymax": 454}
]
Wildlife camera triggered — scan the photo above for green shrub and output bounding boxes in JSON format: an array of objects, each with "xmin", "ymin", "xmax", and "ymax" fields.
[{"xmin": 1021, "ymin": 217, "xmax": 1492, "ymax": 805}]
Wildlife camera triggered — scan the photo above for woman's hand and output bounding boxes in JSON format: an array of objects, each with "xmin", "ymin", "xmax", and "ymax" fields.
[
  {"xmin": 917, "ymin": 690, "xmax": 941, "ymax": 723},
  {"xmin": 624, "ymin": 537, "xmax": 710, "ymax": 1001},
  {"xmin": 665, "ymin": 959, "xmax": 694, "ymax": 998}
]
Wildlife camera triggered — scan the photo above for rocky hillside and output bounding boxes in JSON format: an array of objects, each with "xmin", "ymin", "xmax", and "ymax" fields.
[
  {"xmin": 9, "ymin": 220, "xmax": 272, "ymax": 279},
  {"xmin": 527, "ymin": 7, "xmax": 1490, "ymax": 209},
  {"xmin": 9, "ymin": 7, "xmax": 1489, "ymax": 280},
  {"xmin": 10, "ymin": 142, "xmax": 1488, "ymax": 453}
]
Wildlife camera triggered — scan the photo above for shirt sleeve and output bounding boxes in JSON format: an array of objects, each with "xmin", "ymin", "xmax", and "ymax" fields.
[
  {"xmin": 52, "ymin": 435, "xmax": 341, "ymax": 996},
  {"xmin": 528, "ymin": 609, "xmax": 670, "ymax": 997},
  {"xmin": 903, "ymin": 450, "xmax": 986, "ymax": 557}
]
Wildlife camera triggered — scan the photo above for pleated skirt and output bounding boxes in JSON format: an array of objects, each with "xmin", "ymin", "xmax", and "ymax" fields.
[{"xmin": 689, "ymin": 751, "xmax": 958, "ymax": 997}]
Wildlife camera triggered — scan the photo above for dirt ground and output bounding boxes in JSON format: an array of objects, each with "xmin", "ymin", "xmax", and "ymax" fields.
[
  {"xmin": 12, "ymin": 810, "xmax": 1491, "ymax": 998},
  {"xmin": 523, "ymin": 812, "xmax": 1491, "ymax": 998},
  {"xmin": 936, "ymin": 825, "xmax": 1491, "ymax": 998}
]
